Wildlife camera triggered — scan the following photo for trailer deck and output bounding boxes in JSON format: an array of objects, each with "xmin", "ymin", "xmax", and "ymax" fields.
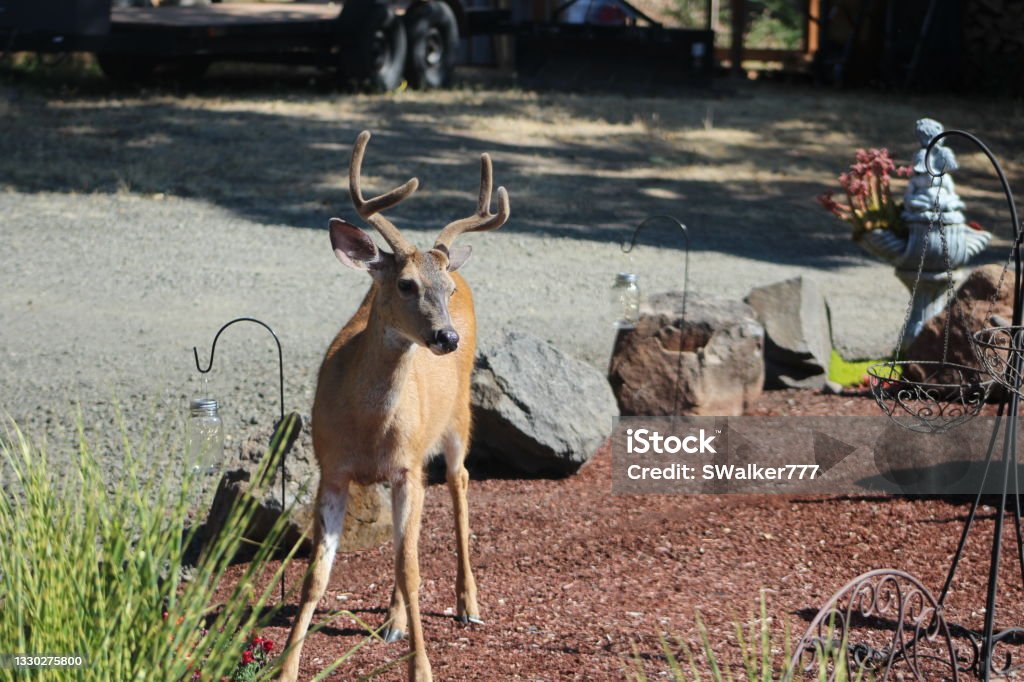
[{"xmin": 110, "ymin": 3, "xmax": 341, "ymax": 30}]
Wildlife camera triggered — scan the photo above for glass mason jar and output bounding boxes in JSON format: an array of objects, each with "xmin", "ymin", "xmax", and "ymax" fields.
[
  {"xmin": 186, "ymin": 398, "xmax": 224, "ymax": 476},
  {"xmin": 611, "ymin": 272, "xmax": 641, "ymax": 329}
]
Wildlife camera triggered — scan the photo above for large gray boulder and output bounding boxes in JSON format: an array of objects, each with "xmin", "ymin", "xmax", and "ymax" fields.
[
  {"xmin": 203, "ymin": 416, "xmax": 391, "ymax": 560},
  {"xmin": 471, "ymin": 330, "xmax": 619, "ymax": 476},
  {"xmin": 746, "ymin": 276, "xmax": 832, "ymax": 389},
  {"xmin": 608, "ymin": 292, "xmax": 764, "ymax": 416}
]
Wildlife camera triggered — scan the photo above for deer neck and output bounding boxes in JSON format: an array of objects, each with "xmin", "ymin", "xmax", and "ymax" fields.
[{"xmin": 357, "ymin": 300, "xmax": 418, "ymax": 413}]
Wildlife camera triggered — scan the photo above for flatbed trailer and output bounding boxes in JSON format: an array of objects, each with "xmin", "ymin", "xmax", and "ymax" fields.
[
  {"xmin": 0, "ymin": 0, "xmax": 711, "ymax": 90},
  {"xmin": 0, "ymin": 0, "xmax": 498, "ymax": 89}
]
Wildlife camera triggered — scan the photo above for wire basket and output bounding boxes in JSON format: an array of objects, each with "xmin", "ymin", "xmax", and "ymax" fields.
[
  {"xmin": 866, "ymin": 361, "xmax": 992, "ymax": 434},
  {"xmin": 972, "ymin": 325, "xmax": 1024, "ymax": 397}
]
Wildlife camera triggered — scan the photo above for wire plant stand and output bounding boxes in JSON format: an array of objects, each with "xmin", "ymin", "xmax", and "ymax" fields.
[{"xmin": 791, "ymin": 130, "xmax": 1024, "ymax": 681}]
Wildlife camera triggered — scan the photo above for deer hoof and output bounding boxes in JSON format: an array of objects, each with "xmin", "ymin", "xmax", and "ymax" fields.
[
  {"xmin": 382, "ymin": 626, "xmax": 406, "ymax": 643},
  {"xmin": 456, "ymin": 615, "xmax": 484, "ymax": 626}
]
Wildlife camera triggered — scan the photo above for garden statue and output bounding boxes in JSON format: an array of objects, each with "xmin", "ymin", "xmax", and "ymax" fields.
[{"xmin": 819, "ymin": 118, "xmax": 992, "ymax": 348}]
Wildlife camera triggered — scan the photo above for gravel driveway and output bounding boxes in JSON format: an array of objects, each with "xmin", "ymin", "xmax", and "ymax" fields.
[{"xmin": 1, "ymin": 73, "xmax": 1019, "ymax": 477}]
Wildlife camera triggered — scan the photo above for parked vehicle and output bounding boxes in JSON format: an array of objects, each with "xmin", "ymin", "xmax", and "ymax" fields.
[
  {"xmin": 0, "ymin": 0, "xmax": 491, "ymax": 90},
  {"xmin": 0, "ymin": 0, "xmax": 711, "ymax": 90}
]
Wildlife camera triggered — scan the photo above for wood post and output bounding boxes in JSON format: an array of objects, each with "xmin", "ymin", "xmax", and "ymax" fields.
[
  {"xmin": 730, "ymin": 0, "xmax": 745, "ymax": 76},
  {"xmin": 806, "ymin": 0, "xmax": 820, "ymax": 54},
  {"xmin": 705, "ymin": 0, "xmax": 720, "ymax": 32}
]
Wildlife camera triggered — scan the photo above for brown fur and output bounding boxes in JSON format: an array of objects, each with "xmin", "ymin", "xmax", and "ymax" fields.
[{"xmin": 279, "ymin": 131, "xmax": 506, "ymax": 682}]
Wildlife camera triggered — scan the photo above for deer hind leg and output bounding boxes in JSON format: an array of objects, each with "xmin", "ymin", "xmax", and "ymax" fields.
[
  {"xmin": 278, "ymin": 479, "xmax": 349, "ymax": 682},
  {"xmin": 443, "ymin": 426, "xmax": 480, "ymax": 624},
  {"xmin": 392, "ymin": 470, "xmax": 432, "ymax": 682}
]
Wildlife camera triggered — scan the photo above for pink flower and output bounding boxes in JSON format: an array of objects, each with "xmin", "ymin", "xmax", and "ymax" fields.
[{"xmin": 819, "ymin": 147, "xmax": 909, "ymax": 238}]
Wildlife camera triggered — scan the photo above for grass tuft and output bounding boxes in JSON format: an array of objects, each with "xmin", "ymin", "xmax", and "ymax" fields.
[{"xmin": 0, "ymin": 414, "xmax": 366, "ymax": 681}]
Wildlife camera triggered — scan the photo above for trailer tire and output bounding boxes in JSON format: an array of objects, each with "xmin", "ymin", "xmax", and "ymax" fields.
[
  {"xmin": 96, "ymin": 53, "xmax": 158, "ymax": 84},
  {"xmin": 403, "ymin": 1, "xmax": 458, "ymax": 89},
  {"xmin": 348, "ymin": 6, "xmax": 407, "ymax": 92}
]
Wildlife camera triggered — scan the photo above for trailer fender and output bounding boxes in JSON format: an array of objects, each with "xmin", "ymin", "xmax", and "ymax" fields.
[{"xmin": 407, "ymin": 0, "xmax": 466, "ymax": 37}]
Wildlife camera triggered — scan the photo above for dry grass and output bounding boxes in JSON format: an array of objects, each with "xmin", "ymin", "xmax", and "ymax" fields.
[{"xmin": 2, "ymin": 69, "xmax": 1022, "ymax": 259}]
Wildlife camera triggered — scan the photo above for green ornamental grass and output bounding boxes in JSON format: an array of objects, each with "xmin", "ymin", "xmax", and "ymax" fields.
[
  {"xmin": 0, "ymin": 415, "xmax": 379, "ymax": 681},
  {"xmin": 626, "ymin": 595, "xmax": 862, "ymax": 682}
]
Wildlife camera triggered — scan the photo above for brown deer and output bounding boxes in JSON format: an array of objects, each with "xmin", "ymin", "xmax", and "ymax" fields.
[{"xmin": 278, "ymin": 130, "xmax": 510, "ymax": 682}]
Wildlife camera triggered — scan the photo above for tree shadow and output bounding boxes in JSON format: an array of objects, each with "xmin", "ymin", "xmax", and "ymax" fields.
[{"xmin": 1, "ymin": 72, "xmax": 1020, "ymax": 269}]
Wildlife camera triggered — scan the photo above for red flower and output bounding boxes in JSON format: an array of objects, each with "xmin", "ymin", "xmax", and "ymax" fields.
[
  {"xmin": 242, "ymin": 650, "xmax": 255, "ymax": 665},
  {"xmin": 262, "ymin": 639, "xmax": 274, "ymax": 653}
]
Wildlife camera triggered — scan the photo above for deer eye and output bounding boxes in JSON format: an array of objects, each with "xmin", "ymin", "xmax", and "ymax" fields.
[{"xmin": 397, "ymin": 279, "xmax": 418, "ymax": 295}]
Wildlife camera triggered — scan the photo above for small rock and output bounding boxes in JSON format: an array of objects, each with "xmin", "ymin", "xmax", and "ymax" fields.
[
  {"xmin": 471, "ymin": 330, "xmax": 618, "ymax": 476},
  {"xmin": 823, "ymin": 380, "xmax": 843, "ymax": 395},
  {"xmin": 746, "ymin": 276, "xmax": 832, "ymax": 390},
  {"xmin": 608, "ymin": 291, "xmax": 765, "ymax": 416}
]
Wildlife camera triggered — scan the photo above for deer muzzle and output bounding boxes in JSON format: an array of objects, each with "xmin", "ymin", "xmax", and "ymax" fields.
[{"xmin": 430, "ymin": 328, "xmax": 460, "ymax": 355}]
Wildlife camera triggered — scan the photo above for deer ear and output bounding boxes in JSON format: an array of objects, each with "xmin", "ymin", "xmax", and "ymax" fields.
[
  {"xmin": 330, "ymin": 218, "xmax": 382, "ymax": 271},
  {"xmin": 446, "ymin": 244, "xmax": 473, "ymax": 271}
]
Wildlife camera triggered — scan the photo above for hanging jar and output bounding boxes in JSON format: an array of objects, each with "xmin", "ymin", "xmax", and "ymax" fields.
[
  {"xmin": 611, "ymin": 272, "xmax": 641, "ymax": 329},
  {"xmin": 186, "ymin": 397, "xmax": 224, "ymax": 476}
]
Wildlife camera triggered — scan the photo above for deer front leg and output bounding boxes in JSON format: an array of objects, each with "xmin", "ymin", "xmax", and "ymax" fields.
[
  {"xmin": 392, "ymin": 470, "xmax": 432, "ymax": 682},
  {"xmin": 443, "ymin": 429, "xmax": 480, "ymax": 624},
  {"xmin": 278, "ymin": 480, "xmax": 349, "ymax": 682},
  {"xmin": 382, "ymin": 583, "xmax": 408, "ymax": 643}
]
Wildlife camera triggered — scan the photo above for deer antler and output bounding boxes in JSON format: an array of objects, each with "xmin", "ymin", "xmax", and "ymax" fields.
[
  {"xmin": 350, "ymin": 130, "xmax": 418, "ymax": 257},
  {"xmin": 434, "ymin": 153, "xmax": 510, "ymax": 251}
]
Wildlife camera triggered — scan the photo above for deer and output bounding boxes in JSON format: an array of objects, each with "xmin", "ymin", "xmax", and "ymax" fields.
[{"xmin": 278, "ymin": 130, "xmax": 510, "ymax": 682}]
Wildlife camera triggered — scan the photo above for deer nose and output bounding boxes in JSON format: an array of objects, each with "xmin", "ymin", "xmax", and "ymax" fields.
[{"xmin": 434, "ymin": 328, "xmax": 460, "ymax": 353}]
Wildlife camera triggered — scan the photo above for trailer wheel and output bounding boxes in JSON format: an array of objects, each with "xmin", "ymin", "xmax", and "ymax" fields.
[
  {"xmin": 96, "ymin": 53, "xmax": 158, "ymax": 84},
  {"xmin": 404, "ymin": 1, "xmax": 458, "ymax": 89},
  {"xmin": 348, "ymin": 6, "xmax": 407, "ymax": 92}
]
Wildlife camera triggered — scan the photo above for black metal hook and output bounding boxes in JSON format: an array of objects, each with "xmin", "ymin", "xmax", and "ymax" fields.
[
  {"xmin": 621, "ymin": 214, "xmax": 691, "ymax": 320},
  {"xmin": 193, "ymin": 316, "xmax": 289, "ymax": 602},
  {"xmin": 193, "ymin": 317, "xmax": 285, "ymax": 423},
  {"xmin": 924, "ymin": 130, "xmax": 1024, "ymax": 325},
  {"xmin": 620, "ymin": 215, "xmax": 691, "ymax": 418}
]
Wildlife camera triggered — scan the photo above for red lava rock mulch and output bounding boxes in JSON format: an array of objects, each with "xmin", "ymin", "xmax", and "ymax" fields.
[{"xmin": 219, "ymin": 390, "xmax": 1024, "ymax": 680}]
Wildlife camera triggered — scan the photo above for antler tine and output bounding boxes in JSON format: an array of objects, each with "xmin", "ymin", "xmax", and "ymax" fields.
[
  {"xmin": 434, "ymin": 153, "xmax": 511, "ymax": 250},
  {"xmin": 349, "ymin": 130, "xmax": 417, "ymax": 256}
]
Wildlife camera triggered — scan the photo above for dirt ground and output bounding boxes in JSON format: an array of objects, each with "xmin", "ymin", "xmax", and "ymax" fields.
[{"xmin": 223, "ymin": 391, "xmax": 1024, "ymax": 680}]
